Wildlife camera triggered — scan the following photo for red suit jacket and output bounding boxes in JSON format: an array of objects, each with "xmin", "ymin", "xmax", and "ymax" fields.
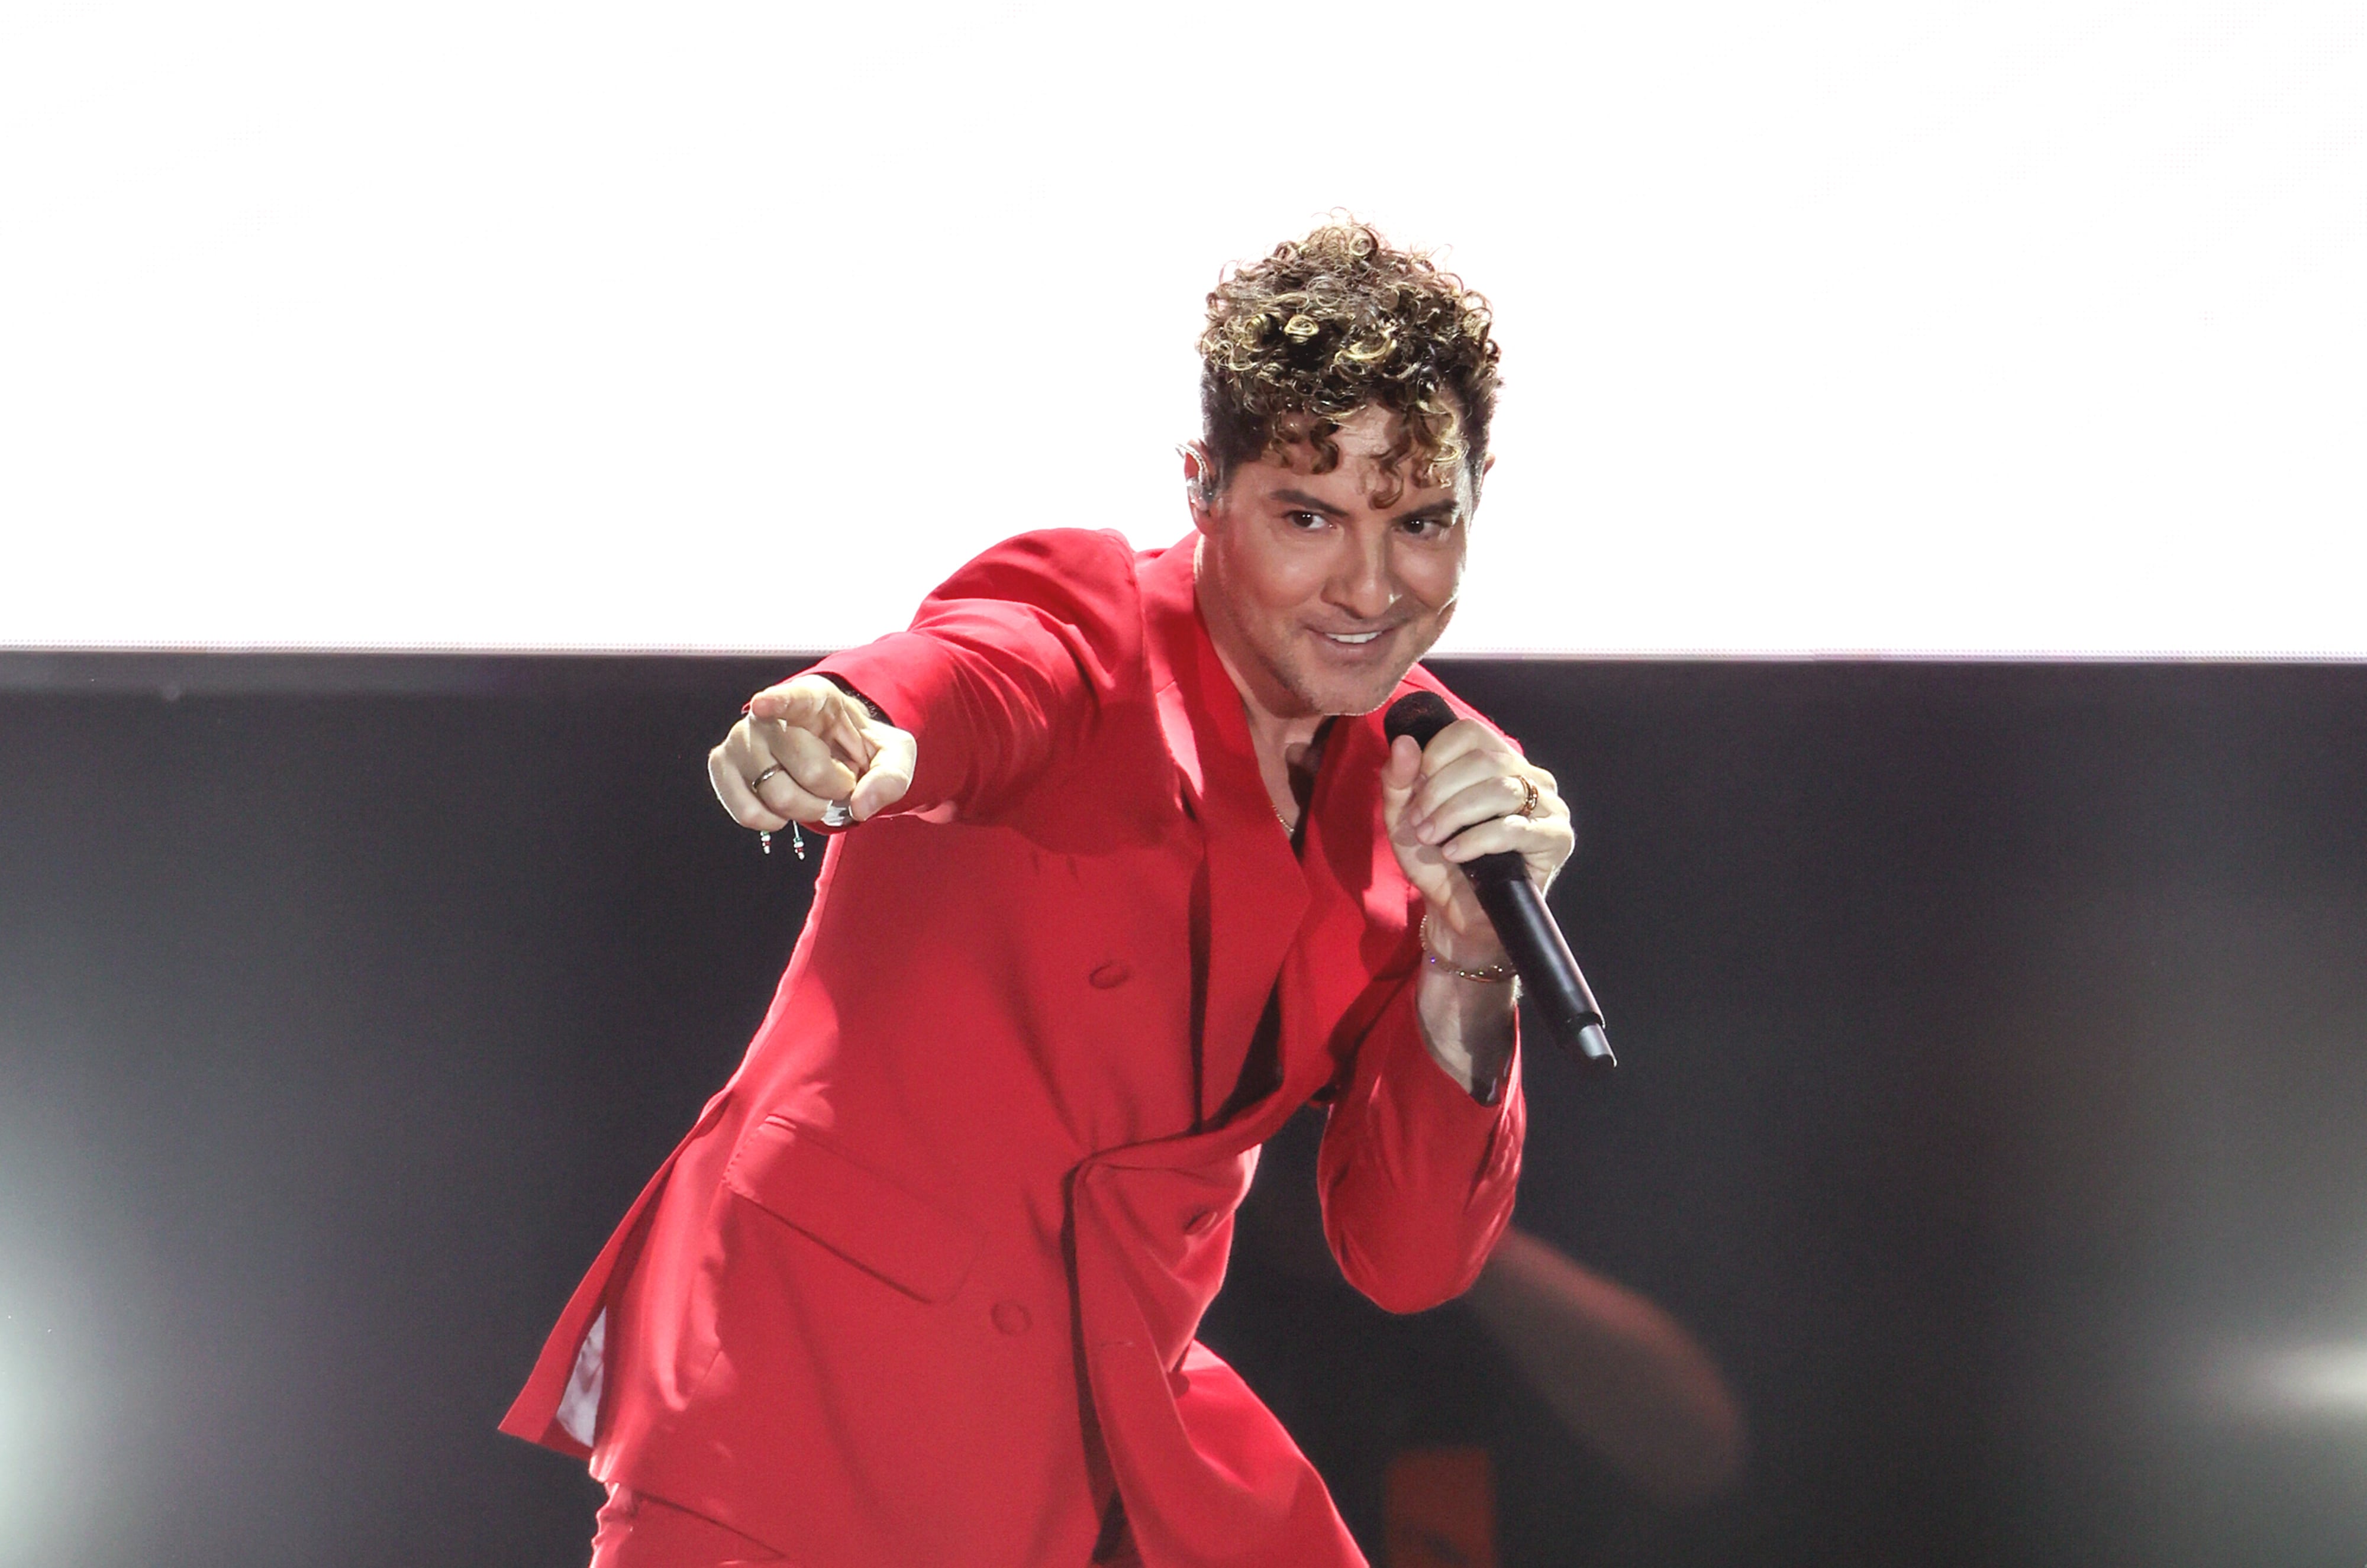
[{"xmin": 502, "ymin": 530, "xmax": 1527, "ymax": 1566}]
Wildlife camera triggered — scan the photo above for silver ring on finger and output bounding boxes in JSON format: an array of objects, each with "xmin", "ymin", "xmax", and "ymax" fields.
[
  {"xmin": 1515, "ymin": 775, "xmax": 1540, "ymax": 818},
  {"xmin": 749, "ymin": 764, "xmax": 786, "ymax": 791}
]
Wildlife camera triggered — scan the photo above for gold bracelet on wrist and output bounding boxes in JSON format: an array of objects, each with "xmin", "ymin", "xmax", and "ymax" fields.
[{"xmin": 1419, "ymin": 914, "xmax": 1517, "ymax": 984}]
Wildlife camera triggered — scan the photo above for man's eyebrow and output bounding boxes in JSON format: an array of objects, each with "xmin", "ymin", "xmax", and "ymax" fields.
[
  {"xmin": 1269, "ymin": 488, "xmax": 1349, "ymax": 517},
  {"xmin": 1270, "ymin": 488, "xmax": 1461, "ymax": 525}
]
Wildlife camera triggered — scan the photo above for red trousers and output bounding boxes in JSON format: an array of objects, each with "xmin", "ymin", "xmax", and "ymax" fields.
[
  {"xmin": 589, "ymin": 1488, "xmax": 785, "ymax": 1567},
  {"xmin": 588, "ymin": 1485, "xmax": 1146, "ymax": 1567}
]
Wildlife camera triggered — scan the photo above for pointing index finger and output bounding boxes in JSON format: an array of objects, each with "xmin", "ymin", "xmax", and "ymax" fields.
[{"xmin": 747, "ymin": 679, "xmax": 828, "ymax": 726}]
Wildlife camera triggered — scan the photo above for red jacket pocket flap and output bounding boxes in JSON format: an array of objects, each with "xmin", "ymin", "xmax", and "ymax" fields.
[{"xmin": 723, "ymin": 1115, "xmax": 978, "ymax": 1305}]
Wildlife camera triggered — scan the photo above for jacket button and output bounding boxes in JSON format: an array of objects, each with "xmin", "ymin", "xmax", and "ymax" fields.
[
  {"xmin": 991, "ymin": 1301, "xmax": 1032, "ymax": 1335},
  {"xmin": 1088, "ymin": 960, "xmax": 1131, "ymax": 989}
]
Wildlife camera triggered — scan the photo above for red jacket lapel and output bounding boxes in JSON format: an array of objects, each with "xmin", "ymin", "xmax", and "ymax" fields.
[{"xmin": 1137, "ymin": 540, "xmax": 1312, "ymax": 1136}]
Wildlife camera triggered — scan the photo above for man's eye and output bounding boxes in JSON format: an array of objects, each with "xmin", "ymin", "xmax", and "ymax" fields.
[{"xmin": 1286, "ymin": 511, "xmax": 1327, "ymax": 530}]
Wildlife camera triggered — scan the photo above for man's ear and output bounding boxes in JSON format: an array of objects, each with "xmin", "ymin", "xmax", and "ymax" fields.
[{"xmin": 1179, "ymin": 441, "xmax": 1220, "ymax": 530}]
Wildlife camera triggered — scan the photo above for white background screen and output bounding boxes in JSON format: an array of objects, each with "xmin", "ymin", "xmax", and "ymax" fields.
[{"xmin": 4, "ymin": 2, "xmax": 2361, "ymax": 656}]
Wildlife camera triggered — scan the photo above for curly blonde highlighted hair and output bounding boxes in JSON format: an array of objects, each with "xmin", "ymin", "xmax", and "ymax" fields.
[{"xmin": 1199, "ymin": 218, "xmax": 1501, "ymax": 505}]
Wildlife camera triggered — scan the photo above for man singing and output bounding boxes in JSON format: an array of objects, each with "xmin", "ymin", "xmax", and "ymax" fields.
[{"xmin": 502, "ymin": 220, "xmax": 1575, "ymax": 1567}]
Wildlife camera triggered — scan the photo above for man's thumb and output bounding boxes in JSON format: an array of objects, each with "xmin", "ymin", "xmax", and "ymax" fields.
[{"xmin": 1379, "ymin": 734, "xmax": 1421, "ymax": 824}]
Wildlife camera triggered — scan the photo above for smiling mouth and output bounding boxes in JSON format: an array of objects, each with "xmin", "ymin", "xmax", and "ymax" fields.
[{"xmin": 1318, "ymin": 628, "xmax": 1391, "ymax": 646}]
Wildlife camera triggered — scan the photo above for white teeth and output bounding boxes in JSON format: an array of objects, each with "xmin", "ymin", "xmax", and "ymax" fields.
[{"xmin": 1327, "ymin": 631, "xmax": 1381, "ymax": 644}]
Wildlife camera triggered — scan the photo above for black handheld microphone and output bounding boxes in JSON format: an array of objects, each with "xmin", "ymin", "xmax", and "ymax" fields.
[{"xmin": 1384, "ymin": 692, "xmax": 1615, "ymax": 1072}]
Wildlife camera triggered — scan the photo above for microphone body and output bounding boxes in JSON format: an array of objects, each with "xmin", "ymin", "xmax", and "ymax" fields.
[{"xmin": 1385, "ymin": 693, "xmax": 1616, "ymax": 1072}]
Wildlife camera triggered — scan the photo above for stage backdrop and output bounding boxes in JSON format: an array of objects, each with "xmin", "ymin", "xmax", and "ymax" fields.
[
  {"xmin": 7, "ymin": 2, "xmax": 2363, "ymax": 658},
  {"xmin": 2, "ymin": 652, "xmax": 2362, "ymax": 1567}
]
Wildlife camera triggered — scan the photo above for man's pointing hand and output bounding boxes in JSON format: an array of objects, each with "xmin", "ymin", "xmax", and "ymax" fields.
[{"xmin": 708, "ymin": 673, "xmax": 917, "ymax": 833}]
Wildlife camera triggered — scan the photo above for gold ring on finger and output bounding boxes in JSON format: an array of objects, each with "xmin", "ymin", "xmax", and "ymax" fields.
[
  {"xmin": 1516, "ymin": 776, "xmax": 1540, "ymax": 818},
  {"xmin": 750, "ymin": 764, "xmax": 786, "ymax": 791}
]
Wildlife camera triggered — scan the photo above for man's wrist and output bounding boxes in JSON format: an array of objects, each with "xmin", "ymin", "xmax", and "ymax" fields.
[
  {"xmin": 1414, "ymin": 960, "xmax": 1518, "ymax": 1103},
  {"xmin": 1419, "ymin": 913, "xmax": 1516, "ymax": 985}
]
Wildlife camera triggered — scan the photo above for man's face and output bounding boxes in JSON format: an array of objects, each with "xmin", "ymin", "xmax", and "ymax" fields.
[{"xmin": 1193, "ymin": 404, "xmax": 1478, "ymax": 721}]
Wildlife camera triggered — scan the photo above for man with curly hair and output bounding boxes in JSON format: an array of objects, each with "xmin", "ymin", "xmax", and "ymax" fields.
[{"xmin": 502, "ymin": 220, "xmax": 1572, "ymax": 1568}]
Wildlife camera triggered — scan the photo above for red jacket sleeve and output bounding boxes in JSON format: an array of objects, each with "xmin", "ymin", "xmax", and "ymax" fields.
[
  {"xmin": 805, "ymin": 529, "xmax": 1146, "ymax": 822},
  {"xmin": 1315, "ymin": 981, "xmax": 1526, "ymax": 1314}
]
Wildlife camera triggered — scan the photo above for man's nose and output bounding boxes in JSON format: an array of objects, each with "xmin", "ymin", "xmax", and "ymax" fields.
[{"xmin": 1327, "ymin": 535, "xmax": 1399, "ymax": 621}]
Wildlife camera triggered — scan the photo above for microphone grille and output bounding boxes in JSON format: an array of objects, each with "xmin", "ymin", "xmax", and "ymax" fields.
[{"xmin": 1382, "ymin": 691, "xmax": 1456, "ymax": 748}]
